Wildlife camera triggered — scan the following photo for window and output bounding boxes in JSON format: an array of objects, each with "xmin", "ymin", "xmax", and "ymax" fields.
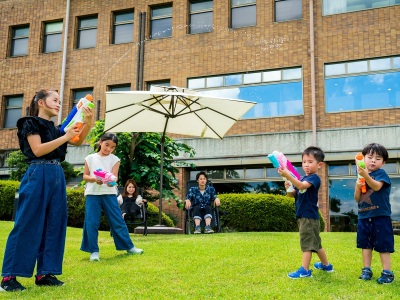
[
  {"xmin": 147, "ymin": 81, "xmax": 170, "ymax": 90},
  {"xmin": 109, "ymin": 84, "xmax": 131, "ymax": 91},
  {"xmin": 328, "ymin": 162, "xmax": 400, "ymax": 232},
  {"xmin": 275, "ymin": 0, "xmax": 302, "ymax": 22},
  {"xmin": 43, "ymin": 21, "xmax": 63, "ymax": 53},
  {"xmin": 231, "ymin": 0, "xmax": 256, "ymax": 28},
  {"xmin": 10, "ymin": 25, "xmax": 29, "ymax": 56},
  {"xmin": 73, "ymin": 88, "xmax": 93, "ymax": 106},
  {"xmin": 150, "ymin": 5, "xmax": 172, "ymax": 39},
  {"xmin": 325, "ymin": 56, "xmax": 400, "ymax": 113},
  {"xmin": 188, "ymin": 67, "xmax": 303, "ymax": 118},
  {"xmin": 77, "ymin": 16, "xmax": 97, "ymax": 49},
  {"xmin": 4, "ymin": 95, "xmax": 23, "ymax": 128},
  {"xmin": 323, "ymin": 0, "xmax": 400, "ymax": 16},
  {"xmin": 189, "ymin": 0, "xmax": 213, "ymax": 34},
  {"xmin": 112, "ymin": 10, "xmax": 134, "ymax": 44}
]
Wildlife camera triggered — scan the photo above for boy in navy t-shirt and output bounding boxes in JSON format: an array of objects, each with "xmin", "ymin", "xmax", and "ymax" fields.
[
  {"xmin": 354, "ymin": 143, "xmax": 394, "ymax": 284},
  {"xmin": 278, "ymin": 146, "xmax": 334, "ymax": 279}
]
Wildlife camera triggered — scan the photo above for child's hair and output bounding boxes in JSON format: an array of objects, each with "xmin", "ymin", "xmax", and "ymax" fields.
[
  {"xmin": 302, "ymin": 146, "xmax": 325, "ymax": 162},
  {"xmin": 95, "ymin": 132, "xmax": 118, "ymax": 152},
  {"xmin": 122, "ymin": 179, "xmax": 139, "ymax": 198},
  {"xmin": 28, "ymin": 89, "xmax": 57, "ymax": 116},
  {"xmin": 362, "ymin": 143, "xmax": 388, "ymax": 162},
  {"xmin": 196, "ymin": 171, "xmax": 208, "ymax": 181}
]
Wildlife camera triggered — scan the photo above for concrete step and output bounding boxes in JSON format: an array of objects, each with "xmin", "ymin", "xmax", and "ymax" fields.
[{"xmin": 134, "ymin": 226, "xmax": 183, "ymax": 234}]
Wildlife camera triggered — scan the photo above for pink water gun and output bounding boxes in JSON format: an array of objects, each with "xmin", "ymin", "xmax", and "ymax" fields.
[
  {"xmin": 93, "ymin": 168, "xmax": 117, "ymax": 186},
  {"xmin": 267, "ymin": 150, "xmax": 301, "ymax": 192}
]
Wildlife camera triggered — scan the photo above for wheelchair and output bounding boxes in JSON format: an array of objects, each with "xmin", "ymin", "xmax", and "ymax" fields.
[
  {"xmin": 111, "ymin": 187, "xmax": 149, "ymax": 236},
  {"xmin": 184, "ymin": 203, "xmax": 221, "ymax": 234}
]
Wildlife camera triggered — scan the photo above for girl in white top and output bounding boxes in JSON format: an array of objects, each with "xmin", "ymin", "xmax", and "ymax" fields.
[{"xmin": 80, "ymin": 133, "xmax": 143, "ymax": 261}]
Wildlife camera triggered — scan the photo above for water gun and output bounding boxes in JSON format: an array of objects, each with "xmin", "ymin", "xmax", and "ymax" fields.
[
  {"xmin": 60, "ymin": 94, "xmax": 94, "ymax": 142},
  {"xmin": 268, "ymin": 150, "xmax": 301, "ymax": 192},
  {"xmin": 93, "ymin": 168, "xmax": 117, "ymax": 186},
  {"xmin": 355, "ymin": 152, "xmax": 367, "ymax": 193}
]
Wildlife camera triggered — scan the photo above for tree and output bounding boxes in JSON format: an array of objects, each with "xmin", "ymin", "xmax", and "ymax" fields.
[{"xmin": 87, "ymin": 120, "xmax": 195, "ymax": 206}]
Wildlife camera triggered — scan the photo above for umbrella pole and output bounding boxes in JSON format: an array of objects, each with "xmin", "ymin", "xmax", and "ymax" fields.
[{"xmin": 158, "ymin": 135, "xmax": 165, "ymax": 225}]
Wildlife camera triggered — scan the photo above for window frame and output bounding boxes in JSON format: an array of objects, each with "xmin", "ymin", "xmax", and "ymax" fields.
[
  {"xmin": 274, "ymin": 0, "xmax": 303, "ymax": 22},
  {"xmin": 76, "ymin": 15, "xmax": 98, "ymax": 49},
  {"xmin": 150, "ymin": 4, "xmax": 173, "ymax": 39},
  {"xmin": 42, "ymin": 20, "xmax": 63, "ymax": 53},
  {"xmin": 230, "ymin": 0, "xmax": 256, "ymax": 29},
  {"xmin": 10, "ymin": 24, "xmax": 30, "ymax": 57},
  {"xmin": 112, "ymin": 10, "xmax": 134, "ymax": 44},
  {"xmin": 189, "ymin": 0, "xmax": 214, "ymax": 34},
  {"xmin": 3, "ymin": 95, "xmax": 23, "ymax": 128}
]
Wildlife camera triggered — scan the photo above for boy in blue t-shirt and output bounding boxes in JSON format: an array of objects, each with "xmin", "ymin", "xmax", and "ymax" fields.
[
  {"xmin": 354, "ymin": 143, "xmax": 394, "ymax": 284},
  {"xmin": 278, "ymin": 146, "xmax": 333, "ymax": 279}
]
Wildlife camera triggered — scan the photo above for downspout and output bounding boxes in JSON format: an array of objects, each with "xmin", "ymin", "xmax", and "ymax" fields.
[
  {"xmin": 58, "ymin": 0, "xmax": 70, "ymax": 124},
  {"xmin": 136, "ymin": 12, "xmax": 146, "ymax": 91},
  {"xmin": 309, "ymin": 0, "xmax": 317, "ymax": 146}
]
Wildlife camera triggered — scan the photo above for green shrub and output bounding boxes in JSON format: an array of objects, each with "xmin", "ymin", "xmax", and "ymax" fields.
[
  {"xmin": 218, "ymin": 193, "xmax": 325, "ymax": 232},
  {"xmin": 66, "ymin": 188, "xmax": 175, "ymax": 230},
  {"xmin": 0, "ymin": 180, "xmax": 20, "ymax": 220}
]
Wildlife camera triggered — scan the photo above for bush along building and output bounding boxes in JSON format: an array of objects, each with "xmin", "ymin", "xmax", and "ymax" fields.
[{"xmin": 0, "ymin": 0, "xmax": 399, "ymax": 231}]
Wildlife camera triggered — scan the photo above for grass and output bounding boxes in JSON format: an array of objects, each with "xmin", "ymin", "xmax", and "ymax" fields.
[{"xmin": 0, "ymin": 221, "xmax": 399, "ymax": 299}]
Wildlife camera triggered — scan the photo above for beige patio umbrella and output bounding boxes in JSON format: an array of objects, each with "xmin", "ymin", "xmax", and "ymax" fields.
[{"xmin": 104, "ymin": 86, "xmax": 256, "ymax": 225}]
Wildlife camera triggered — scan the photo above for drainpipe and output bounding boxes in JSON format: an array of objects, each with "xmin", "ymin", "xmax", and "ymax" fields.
[
  {"xmin": 136, "ymin": 12, "xmax": 146, "ymax": 91},
  {"xmin": 58, "ymin": 0, "xmax": 70, "ymax": 124},
  {"xmin": 309, "ymin": 0, "xmax": 317, "ymax": 146}
]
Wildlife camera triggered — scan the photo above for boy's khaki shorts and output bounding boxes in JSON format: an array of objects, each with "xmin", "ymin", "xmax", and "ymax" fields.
[{"xmin": 298, "ymin": 218, "xmax": 322, "ymax": 252}]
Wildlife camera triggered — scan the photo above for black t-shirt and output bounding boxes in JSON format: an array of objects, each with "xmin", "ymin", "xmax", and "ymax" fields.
[{"xmin": 17, "ymin": 116, "xmax": 68, "ymax": 163}]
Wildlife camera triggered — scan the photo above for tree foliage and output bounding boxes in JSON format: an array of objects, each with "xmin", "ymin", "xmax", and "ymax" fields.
[{"xmin": 87, "ymin": 120, "xmax": 195, "ymax": 204}]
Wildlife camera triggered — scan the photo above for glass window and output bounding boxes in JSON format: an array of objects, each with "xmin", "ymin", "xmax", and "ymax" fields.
[
  {"xmin": 325, "ymin": 71, "xmax": 400, "ymax": 112},
  {"xmin": 77, "ymin": 16, "xmax": 97, "ymax": 49},
  {"xmin": 226, "ymin": 169, "xmax": 244, "ymax": 179},
  {"xmin": 325, "ymin": 63, "xmax": 346, "ymax": 76},
  {"xmin": 147, "ymin": 81, "xmax": 170, "ymax": 90},
  {"xmin": 109, "ymin": 84, "xmax": 131, "ymax": 91},
  {"xmin": 369, "ymin": 58, "xmax": 391, "ymax": 71},
  {"xmin": 73, "ymin": 88, "xmax": 93, "ymax": 105},
  {"xmin": 189, "ymin": 0, "xmax": 213, "ymax": 34},
  {"xmin": 275, "ymin": 0, "xmax": 302, "ymax": 22},
  {"xmin": 225, "ymin": 74, "xmax": 243, "ymax": 86},
  {"xmin": 207, "ymin": 169, "xmax": 224, "ymax": 179},
  {"xmin": 10, "ymin": 25, "xmax": 29, "ymax": 56},
  {"xmin": 4, "ymin": 95, "xmax": 23, "ymax": 128},
  {"xmin": 394, "ymin": 57, "xmax": 400, "ymax": 69},
  {"xmin": 323, "ymin": 0, "xmax": 400, "ymax": 15},
  {"xmin": 329, "ymin": 164, "xmax": 350, "ymax": 176},
  {"xmin": 244, "ymin": 72, "xmax": 262, "ymax": 84},
  {"xmin": 382, "ymin": 162, "xmax": 397, "ymax": 174},
  {"xmin": 231, "ymin": 0, "xmax": 256, "ymax": 29},
  {"xmin": 263, "ymin": 70, "xmax": 281, "ymax": 82},
  {"xmin": 347, "ymin": 61, "xmax": 368, "ymax": 73},
  {"xmin": 283, "ymin": 68, "xmax": 302, "ymax": 80},
  {"xmin": 151, "ymin": 5, "xmax": 172, "ymax": 39},
  {"xmin": 206, "ymin": 76, "xmax": 223, "ymax": 88},
  {"xmin": 113, "ymin": 10, "xmax": 134, "ymax": 44},
  {"xmin": 188, "ymin": 78, "xmax": 205, "ymax": 89},
  {"xmin": 43, "ymin": 21, "xmax": 63, "ymax": 53},
  {"xmin": 245, "ymin": 168, "xmax": 264, "ymax": 178}
]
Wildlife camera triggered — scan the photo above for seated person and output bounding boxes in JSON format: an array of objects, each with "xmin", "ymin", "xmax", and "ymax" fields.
[
  {"xmin": 184, "ymin": 171, "xmax": 220, "ymax": 234},
  {"xmin": 117, "ymin": 179, "xmax": 145, "ymax": 221}
]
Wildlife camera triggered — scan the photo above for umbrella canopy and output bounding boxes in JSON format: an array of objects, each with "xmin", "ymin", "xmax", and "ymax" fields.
[{"xmin": 104, "ymin": 86, "xmax": 256, "ymax": 225}]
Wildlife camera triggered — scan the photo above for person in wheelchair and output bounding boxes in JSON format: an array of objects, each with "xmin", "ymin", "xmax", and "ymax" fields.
[
  {"xmin": 184, "ymin": 171, "xmax": 220, "ymax": 234},
  {"xmin": 117, "ymin": 179, "xmax": 145, "ymax": 221}
]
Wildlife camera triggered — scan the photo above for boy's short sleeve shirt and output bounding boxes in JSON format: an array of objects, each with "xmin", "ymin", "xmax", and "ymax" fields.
[
  {"xmin": 358, "ymin": 168, "xmax": 391, "ymax": 219},
  {"xmin": 295, "ymin": 173, "xmax": 320, "ymax": 220},
  {"xmin": 186, "ymin": 185, "xmax": 216, "ymax": 208}
]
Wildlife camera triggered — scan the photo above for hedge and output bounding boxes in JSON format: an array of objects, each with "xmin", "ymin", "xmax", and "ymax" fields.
[
  {"xmin": 0, "ymin": 180, "xmax": 20, "ymax": 220},
  {"xmin": 218, "ymin": 193, "xmax": 325, "ymax": 232}
]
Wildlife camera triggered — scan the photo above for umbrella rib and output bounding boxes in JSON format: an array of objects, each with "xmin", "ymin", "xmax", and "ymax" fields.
[
  {"xmin": 104, "ymin": 109, "xmax": 145, "ymax": 131},
  {"xmin": 106, "ymin": 102, "xmax": 138, "ymax": 113}
]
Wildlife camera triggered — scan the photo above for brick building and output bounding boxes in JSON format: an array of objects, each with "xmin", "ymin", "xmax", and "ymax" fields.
[{"xmin": 1, "ymin": 0, "xmax": 399, "ymax": 231}]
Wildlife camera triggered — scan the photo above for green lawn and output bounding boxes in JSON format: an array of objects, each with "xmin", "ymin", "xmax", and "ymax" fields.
[{"xmin": 0, "ymin": 221, "xmax": 399, "ymax": 299}]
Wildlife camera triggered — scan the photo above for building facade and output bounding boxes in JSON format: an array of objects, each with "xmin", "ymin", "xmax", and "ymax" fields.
[{"xmin": 1, "ymin": 0, "xmax": 399, "ymax": 231}]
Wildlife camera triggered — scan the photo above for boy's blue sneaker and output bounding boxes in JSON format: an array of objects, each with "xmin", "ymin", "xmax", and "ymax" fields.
[
  {"xmin": 377, "ymin": 270, "xmax": 394, "ymax": 284},
  {"xmin": 314, "ymin": 262, "xmax": 334, "ymax": 272},
  {"xmin": 288, "ymin": 266, "xmax": 312, "ymax": 279},
  {"xmin": 359, "ymin": 267, "xmax": 373, "ymax": 280}
]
